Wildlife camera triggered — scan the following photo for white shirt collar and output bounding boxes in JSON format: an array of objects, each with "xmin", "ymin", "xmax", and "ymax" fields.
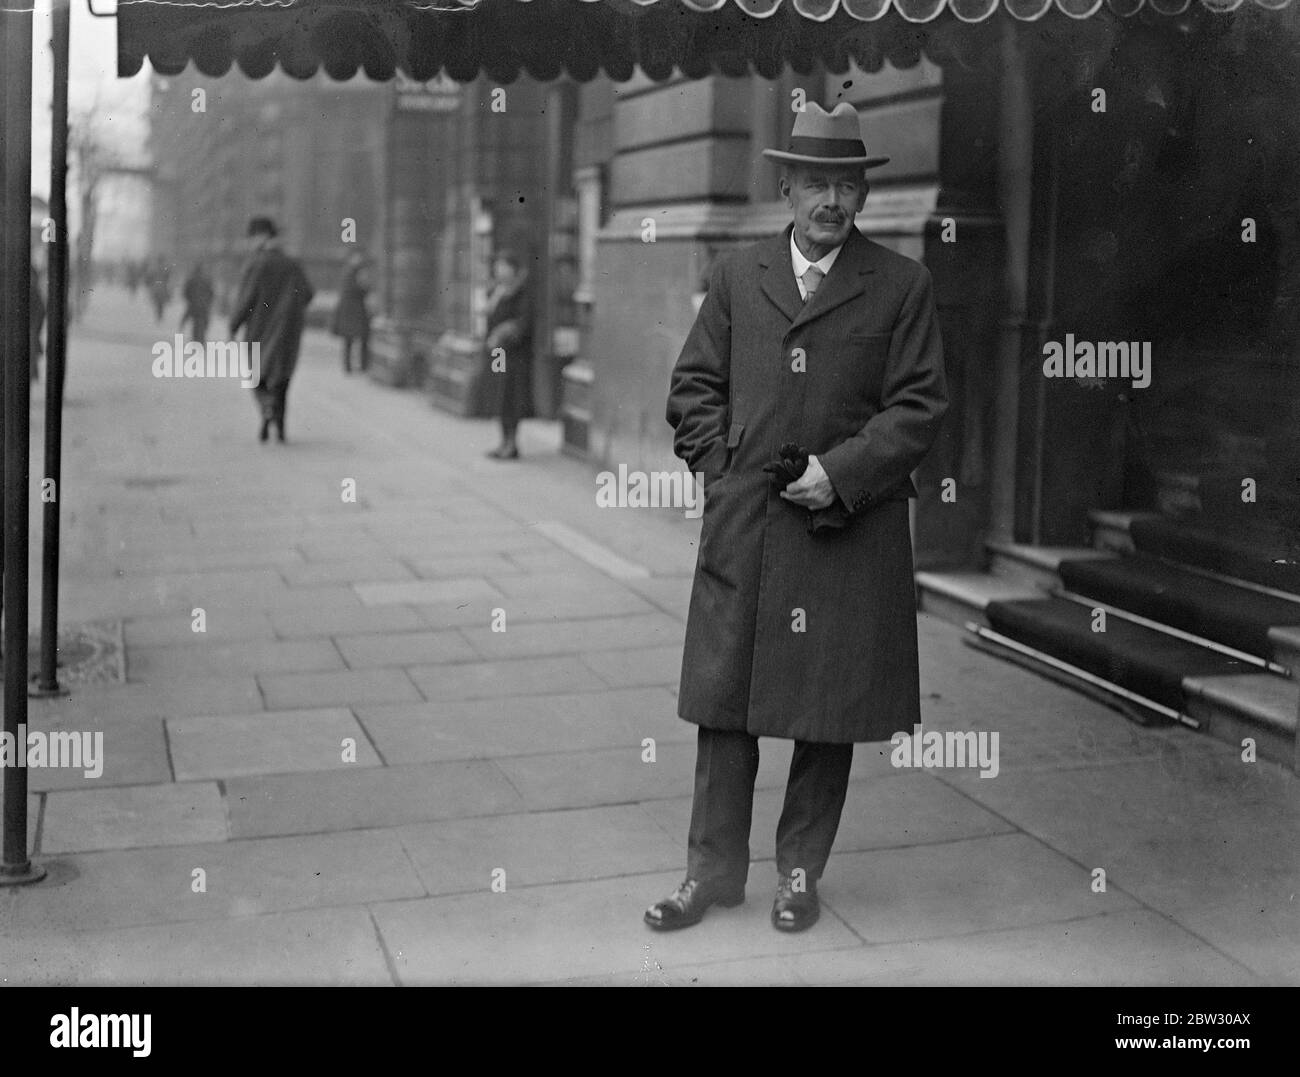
[{"xmin": 789, "ymin": 230, "xmax": 845, "ymax": 298}]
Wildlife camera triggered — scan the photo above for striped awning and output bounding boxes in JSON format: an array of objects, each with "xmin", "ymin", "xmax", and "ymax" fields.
[{"xmin": 116, "ymin": 0, "xmax": 1295, "ymax": 82}]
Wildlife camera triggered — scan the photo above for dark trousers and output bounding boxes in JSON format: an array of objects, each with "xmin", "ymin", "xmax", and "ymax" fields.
[
  {"xmin": 342, "ymin": 332, "xmax": 369, "ymax": 373},
  {"xmin": 254, "ymin": 381, "xmax": 289, "ymax": 433},
  {"xmin": 686, "ymin": 726, "xmax": 854, "ymax": 889},
  {"xmin": 184, "ymin": 312, "xmax": 209, "ymax": 342}
]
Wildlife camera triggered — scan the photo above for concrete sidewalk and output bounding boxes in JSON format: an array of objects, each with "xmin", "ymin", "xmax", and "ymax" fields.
[{"xmin": 0, "ymin": 286, "xmax": 1295, "ymax": 985}]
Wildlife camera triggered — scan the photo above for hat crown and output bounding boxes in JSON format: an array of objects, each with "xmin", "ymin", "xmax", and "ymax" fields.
[{"xmin": 789, "ymin": 101, "xmax": 862, "ymax": 143}]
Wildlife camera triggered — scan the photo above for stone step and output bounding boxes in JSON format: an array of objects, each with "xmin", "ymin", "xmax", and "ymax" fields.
[
  {"xmin": 1181, "ymin": 672, "xmax": 1298, "ymax": 771},
  {"xmin": 986, "ymin": 541, "xmax": 1115, "ymax": 593},
  {"xmin": 1087, "ymin": 509, "xmax": 1160, "ymax": 554},
  {"xmin": 915, "ymin": 570, "xmax": 1040, "ymax": 628}
]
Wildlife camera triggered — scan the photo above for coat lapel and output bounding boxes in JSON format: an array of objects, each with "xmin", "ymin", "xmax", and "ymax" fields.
[
  {"xmin": 789, "ymin": 227, "xmax": 875, "ymax": 333},
  {"xmin": 758, "ymin": 227, "xmax": 803, "ymax": 326}
]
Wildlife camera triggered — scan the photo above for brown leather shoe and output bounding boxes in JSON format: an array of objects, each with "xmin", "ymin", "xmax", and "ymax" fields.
[
  {"xmin": 644, "ymin": 877, "xmax": 745, "ymax": 932},
  {"xmin": 771, "ymin": 874, "xmax": 820, "ymax": 932}
]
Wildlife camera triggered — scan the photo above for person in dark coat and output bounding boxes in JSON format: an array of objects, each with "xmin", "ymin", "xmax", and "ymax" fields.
[
  {"xmin": 483, "ymin": 248, "xmax": 535, "ymax": 460},
  {"xmin": 180, "ymin": 261, "xmax": 215, "ymax": 342},
  {"xmin": 330, "ymin": 251, "xmax": 372, "ymax": 374},
  {"xmin": 147, "ymin": 257, "xmax": 172, "ymax": 323},
  {"xmin": 229, "ymin": 217, "xmax": 314, "ymax": 443},
  {"xmin": 647, "ymin": 103, "xmax": 949, "ymax": 934}
]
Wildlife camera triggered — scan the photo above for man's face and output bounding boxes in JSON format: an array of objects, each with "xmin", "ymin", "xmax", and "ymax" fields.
[{"xmin": 781, "ymin": 164, "xmax": 868, "ymax": 254}]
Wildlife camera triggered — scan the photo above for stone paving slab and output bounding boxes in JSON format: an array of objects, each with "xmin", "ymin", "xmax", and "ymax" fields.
[
  {"xmin": 168, "ymin": 708, "xmax": 382, "ymax": 780},
  {"xmin": 821, "ymin": 833, "xmax": 1139, "ymax": 944},
  {"xmin": 579, "ymin": 645, "xmax": 684, "ymax": 688},
  {"xmin": 488, "ymin": 590, "xmax": 660, "ymax": 623},
  {"xmin": 130, "ymin": 568, "xmax": 292, "ymax": 605},
  {"xmin": 128, "ymin": 638, "xmax": 344, "ymax": 680},
  {"xmin": 412, "ymin": 598, "xmax": 512, "ymax": 630},
  {"xmin": 491, "ymin": 737, "xmax": 803, "ymax": 814},
  {"xmin": 109, "ymin": 546, "xmax": 307, "ymax": 574},
  {"xmin": 258, "ymin": 668, "xmax": 422, "ymax": 710},
  {"xmin": 369, "ymin": 869, "xmax": 861, "ymax": 985},
  {"xmin": 23, "ymin": 715, "xmax": 171, "ymax": 792},
  {"xmin": 27, "ymin": 675, "xmax": 263, "ymax": 723},
  {"xmin": 41, "ymin": 782, "xmax": 228, "ymax": 854},
  {"xmin": 405, "ymin": 655, "xmax": 608, "ymax": 701},
  {"xmin": 560, "ymin": 909, "xmax": 1257, "ymax": 986},
  {"xmin": 353, "ymin": 578, "xmax": 504, "ymax": 607},
  {"xmin": 0, "ymin": 907, "xmax": 394, "ymax": 986},
  {"xmin": 279, "ymin": 558, "xmax": 416, "ymax": 587},
  {"xmin": 295, "ymin": 535, "xmax": 394, "ymax": 562},
  {"xmin": 494, "ymin": 743, "xmax": 699, "ymax": 812},
  {"xmin": 377, "ymin": 532, "xmax": 554, "ymax": 559},
  {"xmin": 270, "ymin": 604, "xmax": 427, "ymax": 638},
  {"xmin": 623, "ymin": 576, "xmax": 693, "ymax": 618},
  {"xmin": 462, "ymin": 612, "xmax": 682, "ymax": 659},
  {"xmin": 406, "ymin": 554, "xmax": 521, "ymax": 579},
  {"xmin": 333, "ymin": 630, "xmax": 478, "ymax": 669},
  {"xmin": 491, "ymin": 554, "xmax": 619, "ymax": 584},
  {"xmin": 1173, "ymin": 900, "xmax": 1300, "ymax": 984},
  {"xmin": 640, "ymin": 772, "xmax": 1015, "ymax": 865},
  {"xmin": 124, "ymin": 609, "xmax": 276, "ymax": 647},
  {"xmin": 225, "ymin": 759, "xmax": 526, "ymax": 839},
  {"xmin": 356, "ymin": 687, "xmax": 692, "ymax": 764},
  {"xmin": 0, "ymin": 829, "xmax": 425, "ymax": 934},
  {"xmin": 396, "ymin": 804, "xmax": 685, "ymax": 895},
  {"xmin": 939, "ymin": 757, "xmax": 1300, "ymax": 918}
]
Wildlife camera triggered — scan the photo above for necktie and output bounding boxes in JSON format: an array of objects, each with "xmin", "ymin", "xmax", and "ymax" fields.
[{"xmin": 801, "ymin": 264, "xmax": 824, "ymax": 303}]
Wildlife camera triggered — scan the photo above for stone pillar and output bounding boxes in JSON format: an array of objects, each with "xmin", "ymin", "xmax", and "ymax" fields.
[{"xmin": 583, "ymin": 73, "xmax": 754, "ymax": 475}]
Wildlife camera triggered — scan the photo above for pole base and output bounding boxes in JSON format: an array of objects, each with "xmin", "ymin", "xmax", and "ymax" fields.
[
  {"xmin": 27, "ymin": 673, "xmax": 67, "ymax": 699},
  {"xmin": 0, "ymin": 861, "xmax": 48, "ymax": 887}
]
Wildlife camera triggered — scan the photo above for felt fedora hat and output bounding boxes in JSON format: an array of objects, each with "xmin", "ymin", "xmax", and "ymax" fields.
[{"xmin": 762, "ymin": 102, "xmax": 890, "ymax": 169}]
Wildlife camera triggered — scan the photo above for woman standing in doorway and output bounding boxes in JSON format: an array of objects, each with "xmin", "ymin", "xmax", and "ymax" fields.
[{"xmin": 484, "ymin": 248, "xmax": 535, "ymax": 461}]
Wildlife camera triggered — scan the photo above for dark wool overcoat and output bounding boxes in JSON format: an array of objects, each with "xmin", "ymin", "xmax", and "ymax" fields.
[
  {"xmin": 666, "ymin": 224, "xmax": 949, "ymax": 743},
  {"xmin": 330, "ymin": 262, "xmax": 370, "ymax": 340},
  {"xmin": 230, "ymin": 245, "xmax": 315, "ymax": 391}
]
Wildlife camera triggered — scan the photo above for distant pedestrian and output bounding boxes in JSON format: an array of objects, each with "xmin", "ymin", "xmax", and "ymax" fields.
[
  {"xmin": 147, "ymin": 258, "xmax": 172, "ymax": 323},
  {"xmin": 230, "ymin": 216, "xmax": 314, "ymax": 444},
  {"xmin": 330, "ymin": 251, "xmax": 372, "ymax": 374},
  {"xmin": 483, "ymin": 248, "xmax": 535, "ymax": 461},
  {"xmin": 180, "ymin": 261, "xmax": 215, "ymax": 342}
]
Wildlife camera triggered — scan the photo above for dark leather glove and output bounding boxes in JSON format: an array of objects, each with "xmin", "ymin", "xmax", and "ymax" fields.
[
  {"xmin": 763, "ymin": 443, "xmax": 849, "ymax": 535},
  {"xmin": 761, "ymin": 442, "xmax": 809, "ymax": 488}
]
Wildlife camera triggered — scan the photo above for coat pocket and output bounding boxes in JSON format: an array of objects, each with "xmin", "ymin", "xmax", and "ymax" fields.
[{"xmin": 723, "ymin": 421, "xmax": 745, "ymax": 471}]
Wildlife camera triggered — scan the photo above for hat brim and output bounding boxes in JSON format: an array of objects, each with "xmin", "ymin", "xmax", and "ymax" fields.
[{"xmin": 762, "ymin": 149, "xmax": 891, "ymax": 169}]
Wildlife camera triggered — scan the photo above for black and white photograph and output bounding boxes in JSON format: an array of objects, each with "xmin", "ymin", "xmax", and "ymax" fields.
[{"xmin": 0, "ymin": 0, "xmax": 1296, "ymax": 1023}]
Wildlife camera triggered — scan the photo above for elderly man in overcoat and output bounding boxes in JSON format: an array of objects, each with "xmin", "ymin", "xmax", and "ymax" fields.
[{"xmin": 647, "ymin": 102, "xmax": 949, "ymax": 933}]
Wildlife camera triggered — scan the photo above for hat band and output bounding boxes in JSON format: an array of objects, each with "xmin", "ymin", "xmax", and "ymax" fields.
[{"xmin": 786, "ymin": 135, "xmax": 867, "ymax": 158}]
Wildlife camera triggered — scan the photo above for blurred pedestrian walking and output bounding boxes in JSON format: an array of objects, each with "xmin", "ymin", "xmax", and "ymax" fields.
[
  {"xmin": 483, "ymin": 247, "xmax": 535, "ymax": 461},
  {"xmin": 330, "ymin": 250, "xmax": 372, "ymax": 374},
  {"xmin": 230, "ymin": 217, "xmax": 314, "ymax": 444},
  {"xmin": 180, "ymin": 260, "xmax": 215, "ymax": 342},
  {"xmin": 147, "ymin": 257, "xmax": 172, "ymax": 323}
]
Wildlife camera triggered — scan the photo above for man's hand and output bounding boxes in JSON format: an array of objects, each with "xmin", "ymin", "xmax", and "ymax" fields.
[{"xmin": 780, "ymin": 454, "xmax": 836, "ymax": 510}]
